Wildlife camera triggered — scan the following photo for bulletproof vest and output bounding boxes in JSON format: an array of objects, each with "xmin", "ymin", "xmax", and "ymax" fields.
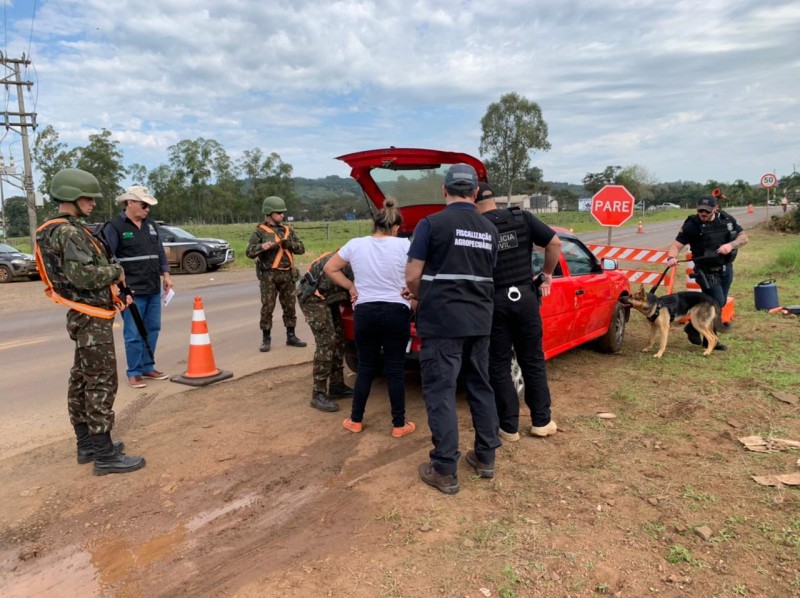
[
  {"xmin": 483, "ymin": 207, "xmax": 532, "ymax": 287},
  {"xmin": 416, "ymin": 207, "xmax": 495, "ymax": 338},
  {"xmin": 692, "ymin": 212, "xmax": 735, "ymax": 268},
  {"xmin": 105, "ymin": 215, "xmax": 162, "ymax": 294},
  {"xmin": 35, "ymin": 217, "xmax": 118, "ymax": 316}
]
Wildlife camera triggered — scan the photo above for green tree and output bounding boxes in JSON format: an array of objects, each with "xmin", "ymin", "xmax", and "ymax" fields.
[
  {"xmin": 237, "ymin": 148, "xmax": 297, "ymax": 221},
  {"xmin": 617, "ymin": 164, "xmax": 657, "ymax": 204},
  {"xmin": 31, "ymin": 124, "xmax": 76, "ymax": 198},
  {"xmin": 480, "ymin": 92, "xmax": 551, "ymax": 198},
  {"xmin": 4, "ymin": 195, "xmax": 29, "ymax": 236},
  {"xmin": 168, "ymin": 138, "xmax": 232, "ymax": 223},
  {"xmin": 582, "ymin": 166, "xmax": 622, "ymax": 195},
  {"xmin": 73, "ymin": 129, "xmax": 126, "ymax": 221},
  {"xmin": 128, "ymin": 163, "xmax": 148, "ymax": 185}
]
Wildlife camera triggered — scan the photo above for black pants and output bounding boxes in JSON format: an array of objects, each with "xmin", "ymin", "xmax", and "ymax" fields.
[
  {"xmin": 489, "ymin": 283, "xmax": 552, "ymax": 431},
  {"xmin": 420, "ymin": 336, "xmax": 500, "ymax": 476},
  {"xmin": 351, "ymin": 302, "xmax": 411, "ymax": 427}
]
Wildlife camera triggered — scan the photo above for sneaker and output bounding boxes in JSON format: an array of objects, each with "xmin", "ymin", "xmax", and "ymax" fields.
[
  {"xmin": 418, "ymin": 462, "xmax": 459, "ymax": 495},
  {"xmin": 530, "ymin": 420, "xmax": 558, "ymax": 437},
  {"xmin": 498, "ymin": 428, "xmax": 520, "ymax": 443},
  {"xmin": 342, "ymin": 418, "xmax": 363, "ymax": 433},
  {"xmin": 465, "ymin": 450, "xmax": 495, "ymax": 478},
  {"xmin": 142, "ymin": 370, "xmax": 168, "ymax": 380},
  {"xmin": 127, "ymin": 376, "xmax": 146, "ymax": 389},
  {"xmin": 392, "ymin": 421, "xmax": 416, "ymax": 438}
]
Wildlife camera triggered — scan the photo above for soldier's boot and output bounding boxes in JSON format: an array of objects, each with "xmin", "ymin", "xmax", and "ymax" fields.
[
  {"xmin": 310, "ymin": 391, "xmax": 339, "ymax": 412},
  {"xmin": 328, "ymin": 382, "xmax": 354, "ymax": 399},
  {"xmin": 92, "ymin": 432, "xmax": 146, "ymax": 476},
  {"xmin": 684, "ymin": 323, "xmax": 702, "ymax": 346},
  {"xmin": 75, "ymin": 422, "xmax": 124, "ymax": 464},
  {"xmin": 286, "ymin": 327, "xmax": 307, "ymax": 348},
  {"xmin": 702, "ymin": 337, "xmax": 728, "ymax": 351},
  {"xmin": 259, "ymin": 330, "xmax": 271, "ymax": 353}
]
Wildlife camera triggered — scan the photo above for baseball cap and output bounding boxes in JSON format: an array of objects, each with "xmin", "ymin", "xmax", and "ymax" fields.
[
  {"xmin": 476, "ymin": 182, "xmax": 494, "ymax": 202},
  {"xmin": 696, "ymin": 196, "xmax": 717, "ymax": 212},
  {"xmin": 444, "ymin": 163, "xmax": 478, "ymax": 191},
  {"xmin": 116, "ymin": 186, "xmax": 158, "ymax": 206}
]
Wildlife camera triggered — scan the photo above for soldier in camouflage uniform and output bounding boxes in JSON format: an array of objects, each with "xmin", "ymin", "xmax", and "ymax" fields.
[
  {"xmin": 35, "ymin": 168, "xmax": 146, "ymax": 476},
  {"xmin": 298, "ymin": 252, "xmax": 355, "ymax": 412},
  {"xmin": 246, "ymin": 196, "xmax": 307, "ymax": 352}
]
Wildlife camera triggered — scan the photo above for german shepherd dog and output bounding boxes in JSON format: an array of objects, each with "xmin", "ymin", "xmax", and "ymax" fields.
[{"xmin": 620, "ymin": 285, "xmax": 720, "ymax": 358}]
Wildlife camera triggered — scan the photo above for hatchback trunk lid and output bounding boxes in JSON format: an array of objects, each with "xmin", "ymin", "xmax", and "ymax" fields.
[{"xmin": 336, "ymin": 147, "xmax": 487, "ymax": 235}]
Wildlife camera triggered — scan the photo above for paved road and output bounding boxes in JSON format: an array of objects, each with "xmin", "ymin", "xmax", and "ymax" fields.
[{"xmin": 0, "ymin": 205, "xmax": 772, "ymax": 457}]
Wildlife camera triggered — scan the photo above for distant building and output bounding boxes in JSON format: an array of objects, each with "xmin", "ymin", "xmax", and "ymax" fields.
[{"xmin": 494, "ymin": 193, "xmax": 559, "ymax": 213}]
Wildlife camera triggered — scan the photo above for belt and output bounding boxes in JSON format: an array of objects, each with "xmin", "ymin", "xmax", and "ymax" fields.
[{"xmin": 495, "ymin": 279, "xmax": 532, "ymax": 290}]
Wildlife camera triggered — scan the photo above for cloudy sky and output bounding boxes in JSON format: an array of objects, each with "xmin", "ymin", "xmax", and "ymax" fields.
[{"xmin": 1, "ymin": 0, "xmax": 798, "ymax": 187}]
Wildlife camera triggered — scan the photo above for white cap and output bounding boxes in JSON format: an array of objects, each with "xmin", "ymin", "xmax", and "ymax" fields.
[{"xmin": 116, "ymin": 185, "xmax": 158, "ymax": 206}]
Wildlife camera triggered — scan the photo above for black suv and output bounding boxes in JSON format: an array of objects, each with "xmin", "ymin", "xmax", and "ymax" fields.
[
  {"xmin": 0, "ymin": 242, "xmax": 38, "ymax": 283},
  {"xmin": 157, "ymin": 225, "xmax": 235, "ymax": 274},
  {"xmin": 85, "ymin": 222, "xmax": 235, "ymax": 275}
]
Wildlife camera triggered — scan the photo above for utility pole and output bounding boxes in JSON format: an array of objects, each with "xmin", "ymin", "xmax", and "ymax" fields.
[{"xmin": 1, "ymin": 53, "xmax": 37, "ymax": 248}]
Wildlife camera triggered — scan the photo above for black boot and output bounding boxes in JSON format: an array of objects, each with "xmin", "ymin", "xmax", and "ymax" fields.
[
  {"xmin": 310, "ymin": 391, "xmax": 339, "ymax": 412},
  {"xmin": 328, "ymin": 382, "xmax": 354, "ymax": 398},
  {"xmin": 286, "ymin": 327, "xmax": 307, "ymax": 348},
  {"xmin": 684, "ymin": 323, "xmax": 702, "ymax": 346},
  {"xmin": 92, "ymin": 432, "xmax": 146, "ymax": 476},
  {"xmin": 75, "ymin": 423, "xmax": 124, "ymax": 464},
  {"xmin": 702, "ymin": 338, "xmax": 728, "ymax": 351},
  {"xmin": 259, "ymin": 330, "xmax": 271, "ymax": 352}
]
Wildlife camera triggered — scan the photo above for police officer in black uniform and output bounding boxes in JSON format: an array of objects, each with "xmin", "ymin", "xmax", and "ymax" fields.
[
  {"xmin": 475, "ymin": 183, "xmax": 561, "ymax": 441},
  {"xmin": 666, "ymin": 195, "xmax": 748, "ymax": 347},
  {"xmin": 406, "ymin": 164, "xmax": 500, "ymax": 495}
]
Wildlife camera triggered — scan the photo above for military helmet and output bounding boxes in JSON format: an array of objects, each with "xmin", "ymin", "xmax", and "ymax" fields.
[
  {"xmin": 49, "ymin": 168, "xmax": 103, "ymax": 203},
  {"xmin": 262, "ymin": 195, "xmax": 287, "ymax": 214}
]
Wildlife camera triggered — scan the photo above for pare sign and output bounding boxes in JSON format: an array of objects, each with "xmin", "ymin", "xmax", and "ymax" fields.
[{"xmin": 591, "ymin": 185, "xmax": 635, "ymax": 227}]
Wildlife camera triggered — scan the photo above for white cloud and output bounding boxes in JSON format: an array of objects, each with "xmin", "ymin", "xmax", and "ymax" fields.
[{"xmin": 0, "ymin": 0, "xmax": 796, "ymax": 185}]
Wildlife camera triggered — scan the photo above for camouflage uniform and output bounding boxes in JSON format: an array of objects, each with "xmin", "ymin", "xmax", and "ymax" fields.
[
  {"xmin": 246, "ymin": 223, "xmax": 305, "ymax": 332},
  {"xmin": 37, "ymin": 215, "xmax": 124, "ymax": 435},
  {"xmin": 299, "ymin": 298, "xmax": 346, "ymax": 393}
]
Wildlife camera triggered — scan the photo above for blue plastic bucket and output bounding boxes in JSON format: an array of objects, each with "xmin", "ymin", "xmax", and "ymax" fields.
[{"xmin": 754, "ymin": 279, "xmax": 779, "ymax": 311}]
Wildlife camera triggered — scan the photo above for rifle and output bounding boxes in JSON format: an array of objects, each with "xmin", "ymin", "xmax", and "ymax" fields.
[{"xmin": 117, "ymin": 283, "xmax": 155, "ymax": 362}]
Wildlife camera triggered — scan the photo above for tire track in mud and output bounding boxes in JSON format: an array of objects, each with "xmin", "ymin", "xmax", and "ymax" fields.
[{"xmin": 149, "ymin": 434, "xmax": 426, "ymax": 596}]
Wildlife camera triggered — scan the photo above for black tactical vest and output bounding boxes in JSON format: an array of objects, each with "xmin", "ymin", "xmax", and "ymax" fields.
[
  {"xmin": 483, "ymin": 207, "xmax": 532, "ymax": 287},
  {"xmin": 106, "ymin": 215, "xmax": 162, "ymax": 294},
  {"xmin": 691, "ymin": 212, "xmax": 736, "ymax": 268},
  {"xmin": 416, "ymin": 207, "xmax": 496, "ymax": 338}
]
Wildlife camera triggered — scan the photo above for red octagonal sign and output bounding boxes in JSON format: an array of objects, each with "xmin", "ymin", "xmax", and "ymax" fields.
[{"xmin": 591, "ymin": 184, "xmax": 635, "ymax": 227}]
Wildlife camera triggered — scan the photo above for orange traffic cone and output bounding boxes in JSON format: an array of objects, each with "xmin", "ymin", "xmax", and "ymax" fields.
[
  {"xmin": 636, "ymin": 220, "xmax": 644, "ymax": 234},
  {"xmin": 747, "ymin": 204, "xmax": 754, "ymax": 214},
  {"xmin": 171, "ymin": 296, "xmax": 233, "ymax": 387}
]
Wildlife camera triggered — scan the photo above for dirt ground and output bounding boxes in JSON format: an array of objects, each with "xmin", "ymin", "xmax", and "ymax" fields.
[{"xmin": 1, "ymin": 270, "xmax": 799, "ymax": 597}]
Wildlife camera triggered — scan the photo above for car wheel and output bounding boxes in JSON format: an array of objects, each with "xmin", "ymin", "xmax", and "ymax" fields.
[
  {"xmin": 181, "ymin": 252, "xmax": 207, "ymax": 274},
  {"xmin": 510, "ymin": 350, "xmax": 525, "ymax": 399},
  {"xmin": 596, "ymin": 301, "xmax": 627, "ymax": 353},
  {"xmin": 0, "ymin": 265, "xmax": 12, "ymax": 283},
  {"xmin": 28, "ymin": 274, "xmax": 40, "ymax": 281},
  {"xmin": 345, "ymin": 353, "xmax": 358, "ymax": 373}
]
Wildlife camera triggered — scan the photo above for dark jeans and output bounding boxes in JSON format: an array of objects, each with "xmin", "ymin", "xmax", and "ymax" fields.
[
  {"xmin": 420, "ymin": 336, "xmax": 500, "ymax": 476},
  {"xmin": 698, "ymin": 264, "xmax": 733, "ymax": 308},
  {"xmin": 351, "ymin": 302, "xmax": 411, "ymax": 427},
  {"xmin": 490, "ymin": 284, "xmax": 552, "ymax": 431}
]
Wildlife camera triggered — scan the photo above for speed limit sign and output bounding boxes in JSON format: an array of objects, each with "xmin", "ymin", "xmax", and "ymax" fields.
[{"xmin": 760, "ymin": 173, "xmax": 777, "ymax": 188}]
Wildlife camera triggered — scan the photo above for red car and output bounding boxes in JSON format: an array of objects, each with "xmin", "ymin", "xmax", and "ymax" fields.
[{"xmin": 336, "ymin": 148, "xmax": 631, "ymax": 376}]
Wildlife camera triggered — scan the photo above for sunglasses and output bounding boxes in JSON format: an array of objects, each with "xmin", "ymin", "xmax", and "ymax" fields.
[
  {"xmin": 137, "ymin": 201, "xmax": 151, "ymax": 209},
  {"xmin": 697, "ymin": 209, "xmax": 712, "ymax": 214}
]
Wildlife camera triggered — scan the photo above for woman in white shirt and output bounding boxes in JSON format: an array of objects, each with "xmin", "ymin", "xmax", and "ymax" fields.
[{"xmin": 324, "ymin": 198, "xmax": 416, "ymax": 438}]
